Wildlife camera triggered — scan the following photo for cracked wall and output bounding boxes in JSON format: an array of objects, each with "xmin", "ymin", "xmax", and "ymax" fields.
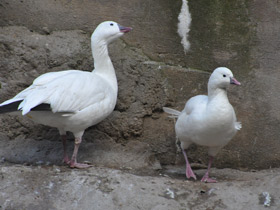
[{"xmin": 0, "ymin": 0, "xmax": 280, "ymax": 170}]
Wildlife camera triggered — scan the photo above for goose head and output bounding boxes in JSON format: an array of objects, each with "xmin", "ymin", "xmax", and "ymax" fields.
[
  {"xmin": 91, "ymin": 21, "xmax": 132, "ymax": 45},
  {"xmin": 208, "ymin": 67, "xmax": 241, "ymax": 90}
]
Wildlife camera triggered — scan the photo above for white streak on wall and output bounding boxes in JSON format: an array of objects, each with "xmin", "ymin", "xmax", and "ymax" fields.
[{"xmin": 177, "ymin": 0, "xmax": 192, "ymax": 53}]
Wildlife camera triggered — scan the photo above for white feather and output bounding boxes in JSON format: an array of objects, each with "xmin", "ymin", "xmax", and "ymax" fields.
[
  {"xmin": 163, "ymin": 107, "xmax": 181, "ymax": 118},
  {"xmin": 235, "ymin": 122, "xmax": 242, "ymax": 130},
  {"xmin": 168, "ymin": 67, "xmax": 241, "ymax": 157},
  {"xmin": 0, "ymin": 21, "xmax": 129, "ymax": 137}
]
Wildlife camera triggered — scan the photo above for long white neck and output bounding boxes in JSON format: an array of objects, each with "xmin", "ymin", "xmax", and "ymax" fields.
[
  {"xmin": 208, "ymin": 84, "xmax": 229, "ymax": 104},
  {"xmin": 91, "ymin": 37, "xmax": 117, "ymax": 91}
]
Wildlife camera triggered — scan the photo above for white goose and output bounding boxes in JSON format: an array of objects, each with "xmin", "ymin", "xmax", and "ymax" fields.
[
  {"xmin": 164, "ymin": 67, "xmax": 241, "ymax": 183},
  {"xmin": 0, "ymin": 21, "xmax": 132, "ymax": 168}
]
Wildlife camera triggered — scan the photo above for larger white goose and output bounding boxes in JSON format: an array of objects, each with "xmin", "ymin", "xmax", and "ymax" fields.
[
  {"xmin": 164, "ymin": 67, "xmax": 241, "ymax": 182},
  {"xmin": 0, "ymin": 21, "xmax": 132, "ymax": 168}
]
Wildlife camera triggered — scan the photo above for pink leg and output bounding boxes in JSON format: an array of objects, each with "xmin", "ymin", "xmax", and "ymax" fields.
[
  {"xmin": 69, "ymin": 137, "xmax": 92, "ymax": 169},
  {"xmin": 182, "ymin": 149, "xmax": 197, "ymax": 180},
  {"xmin": 201, "ymin": 156, "xmax": 217, "ymax": 183},
  {"xmin": 61, "ymin": 135, "xmax": 70, "ymax": 164}
]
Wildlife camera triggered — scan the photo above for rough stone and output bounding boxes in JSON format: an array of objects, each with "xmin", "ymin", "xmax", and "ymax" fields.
[
  {"xmin": 0, "ymin": 0, "xmax": 280, "ymax": 169},
  {"xmin": 0, "ymin": 164, "xmax": 280, "ymax": 210},
  {"xmin": 1, "ymin": 0, "xmax": 280, "ymax": 208}
]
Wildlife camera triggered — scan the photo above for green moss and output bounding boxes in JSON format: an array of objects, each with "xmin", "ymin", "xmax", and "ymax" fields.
[{"xmin": 185, "ymin": 0, "xmax": 254, "ymax": 74}]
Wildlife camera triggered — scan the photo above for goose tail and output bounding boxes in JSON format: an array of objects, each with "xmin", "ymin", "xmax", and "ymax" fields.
[{"xmin": 163, "ymin": 107, "xmax": 181, "ymax": 119}]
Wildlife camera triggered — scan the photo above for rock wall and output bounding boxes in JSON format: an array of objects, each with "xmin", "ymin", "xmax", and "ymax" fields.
[{"xmin": 0, "ymin": 0, "xmax": 280, "ymax": 170}]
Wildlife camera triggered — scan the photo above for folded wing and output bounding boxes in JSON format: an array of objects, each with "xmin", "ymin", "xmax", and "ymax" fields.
[{"xmin": 0, "ymin": 70, "xmax": 111, "ymax": 115}]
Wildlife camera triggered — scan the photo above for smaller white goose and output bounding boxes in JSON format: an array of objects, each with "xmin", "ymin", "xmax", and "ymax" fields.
[
  {"xmin": 0, "ymin": 21, "xmax": 132, "ymax": 168},
  {"xmin": 163, "ymin": 67, "xmax": 241, "ymax": 183}
]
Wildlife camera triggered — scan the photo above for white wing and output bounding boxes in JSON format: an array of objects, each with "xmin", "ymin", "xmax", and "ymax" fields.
[
  {"xmin": 1, "ymin": 70, "xmax": 114, "ymax": 115},
  {"xmin": 183, "ymin": 95, "xmax": 208, "ymax": 115}
]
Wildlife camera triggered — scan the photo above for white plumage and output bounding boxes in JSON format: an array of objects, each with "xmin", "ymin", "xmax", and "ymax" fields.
[
  {"xmin": 0, "ymin": 21, "xmax": 132, "ymax": 168},
  {"xmin": 164, "ymin": 67, "xmax": 241, "ymax": 182}
]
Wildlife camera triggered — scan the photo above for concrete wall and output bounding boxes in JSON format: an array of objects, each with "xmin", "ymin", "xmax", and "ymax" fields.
[{"xmin": 0, "ymin": 0, "xmax": 280, "ymax": 169}]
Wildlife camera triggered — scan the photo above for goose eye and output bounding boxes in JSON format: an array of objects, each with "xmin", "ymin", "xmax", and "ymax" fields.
[
  {"xmin": 223, "ymin": 74, "xmax": 226, "ymax": 77},
  {"xmin": 110, "ymin": 23, "xmax": 114, "ymax": 26}
]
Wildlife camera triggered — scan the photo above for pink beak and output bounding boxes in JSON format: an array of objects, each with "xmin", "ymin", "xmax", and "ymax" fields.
[
  {"xmin": 230, "ymin": 77, "xmax": 241, "ymax": 85},
  {"xmin": 118, "ymin": 24, "xmax": 132, "ymax": 33}
]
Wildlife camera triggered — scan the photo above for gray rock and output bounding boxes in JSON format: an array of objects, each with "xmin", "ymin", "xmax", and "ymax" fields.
[
  {"xmin": 1, "ymin": 0, "xmax": 280, "ymax": 208},
  {"xmin": 0, "ymin": 165, "xmax": 280, "ymax": 210},
  {"xmin": 0, "ymin": 0, "xmax": 279, "ymax": 200}
]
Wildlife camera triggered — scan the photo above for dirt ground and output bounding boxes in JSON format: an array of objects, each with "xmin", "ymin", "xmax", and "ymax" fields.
[{"xmin": 0, "ymin": 161, "xmax": 279, "ymax": 210}]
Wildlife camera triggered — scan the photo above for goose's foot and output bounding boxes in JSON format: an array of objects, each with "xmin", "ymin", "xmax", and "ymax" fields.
[
  {"xmin": 201, "ymin": 174, "xmax": 217, "ymax": 183},
  {"xmin": 68, "ymin": 137, "xmax": 92, "ymax": 169},
  {"xmin": 182, "ymin": 149, "xmax": 197, "ymax": 180},
  {"xmin": 69, "ymin": 161, "xmax": 92, "ymax": 169},
  {"xmin": 63, "ymin": 156, "xmax": 70, "ymax": 165},
  {"xmin": 61, "ymin": 135, "xmax": 70, "ymax": 164},
  {"xmin": 186, "ymin": 164, "xmax": 197, "ymax": 180},
  {"xmin": 200, "ymin": 156, "xmax": 217, "ymax": 183}
]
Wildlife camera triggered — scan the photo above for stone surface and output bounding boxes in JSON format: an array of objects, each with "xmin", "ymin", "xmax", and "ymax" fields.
[
  {"xmin": 0, "ymin": 0, "xmax": 280, "ymax": 208},
  {"xmin": 0, "ymin": 0, "xmax": 280, "ymax": 168},
  {"xmin": 0, "ymin": 164, "xmax": 280, "ymax": 210}
]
